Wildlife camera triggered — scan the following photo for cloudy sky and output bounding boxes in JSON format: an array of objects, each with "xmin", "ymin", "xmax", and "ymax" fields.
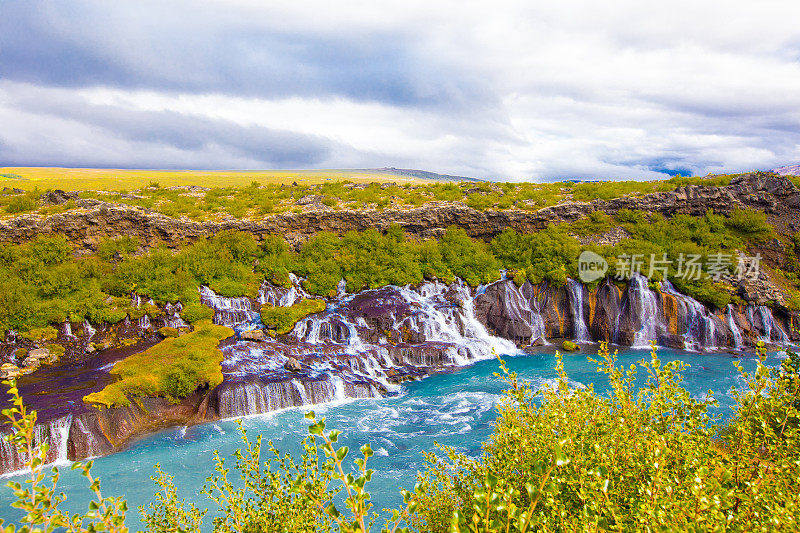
[{"xmin": 1, "ymin": 1, "xmax": 799, "ymax": 180}]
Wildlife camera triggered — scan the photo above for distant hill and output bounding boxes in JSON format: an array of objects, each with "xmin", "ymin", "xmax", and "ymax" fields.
[
  {"xmin": 372, "ymin": 167, "xmax": 482, "ymax": 182},
  {"xmin": 772, "ymin": 163, "xmax": 800, "ymax": 176}
]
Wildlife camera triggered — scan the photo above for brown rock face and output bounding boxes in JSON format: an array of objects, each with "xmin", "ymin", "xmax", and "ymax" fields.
[{"xmin": 590, "ymin": 281, "xmax": 622, "ymax": 342}]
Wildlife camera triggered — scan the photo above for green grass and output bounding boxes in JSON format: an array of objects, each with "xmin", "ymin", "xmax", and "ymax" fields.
[
  {"xmin": 83, "ymin": 320, "xmax": 233, "ymax": 408},
  {"xmin": 260, "ymin": 298, "xmax": 326, "ymax": 334}
]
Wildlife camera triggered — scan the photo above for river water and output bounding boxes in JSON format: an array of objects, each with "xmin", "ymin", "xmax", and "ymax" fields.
[{"xmin": 0, "ymin": 347, "xmax": 786, "ymax": 527}]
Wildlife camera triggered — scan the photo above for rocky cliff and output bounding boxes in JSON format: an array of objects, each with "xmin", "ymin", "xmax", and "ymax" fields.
[{"xmin": 1, "ymin": 172, "xmax": 798, "ymax": 250}]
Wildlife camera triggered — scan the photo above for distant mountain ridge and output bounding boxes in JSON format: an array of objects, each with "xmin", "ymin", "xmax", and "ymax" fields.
[
  {"xmin": 772, "ymin": 163, "xmax": 800, "ymax": 176},
  {"xmin": 372, "ymin": 167, "xmax": 482, "ymax": 182}
]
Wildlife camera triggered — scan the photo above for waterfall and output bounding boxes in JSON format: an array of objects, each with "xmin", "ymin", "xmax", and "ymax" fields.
[
  {"xmin": 629, "ymin": 274, "xmax": 661, "ymax": 348},
  {"xmin": 758, "ymin": 306, "xmax": 789, "ymax": 345},
  {"xmin": 396, "ymin": 281, "xmax": 518, "ymax": 361},
  {"xmin": 216, "ymin": 279, "xmax": 519, "ymax": 420},
  {"xmin": 337, "ymin": 278, "xmax": 347, "ymax": 298},
  {"xmin": 82, "ymin": 320, "xmax": 96, "ymax": 340},
  {"xmin": 726, "ymin": 305, "xmax": 743, "ymax": 349},
  {"xmin": 214, "ymin": 377, "xmax": 378, "ymax": 419},
  {"xmin": 258, "ymin": 274, "xmax": 309, "ymax": 307},
  {"xmin": 745, "ymin": 305, "xmax": 789, "ymax": 345},
  {"xmin": 199, "ymin": 286, "xmax": 259, "ymax": 327},
  {"xmin": 163, "ymin": 303, "xmax": 189, "ymax": 329},
  {"xmin": 61, "ymin": 322, "xmax": 74, "ymax": 338},
  {"xmin": 138, "ymin": 314, "xmax": 151, "ymax": 331},
  {"xmin": 567, "ymin": 279, "xmax": 591, "ymax": 342},
  {"xmin": 661, "ymin": 281, "xmax": 719, "ymax": 350},
  {"xmin": 0, "ymin": 415, "xmax": 73, "ymax": 474}
]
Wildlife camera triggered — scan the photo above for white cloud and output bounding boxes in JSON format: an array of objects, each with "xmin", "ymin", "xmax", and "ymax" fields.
[{"xmin": 1, "ymin": 1, "xmax": 800, "ymax": 179}]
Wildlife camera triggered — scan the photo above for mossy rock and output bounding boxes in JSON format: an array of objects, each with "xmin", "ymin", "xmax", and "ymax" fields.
[
  {"xmin": 45, "ymin": 344, "xmax": 66, "ymax": 358},
  {"xmin": 562, "ymin": 340, "xmax": 580, "ymax": 352},
  {"xmin": 13, "ymin": 348, "xmax": 28, "ymax": 360},
  {"xmin": 260, "ymin": 298, "xmax": 326, "ymax": 335},
  {"xmin": 20, "ymin": 326, "xmax": 58, "ymax": 343},
  {"xmin": 158, "ymin": 326, "xmax": 181, "ymax": 338},
  {"xmin": 93, "ymin": 341, "xmax": 113, "ymax": 352},
  {"xmin": 83, "ymin": 320, "xmax": 234, "ymax": 408}
]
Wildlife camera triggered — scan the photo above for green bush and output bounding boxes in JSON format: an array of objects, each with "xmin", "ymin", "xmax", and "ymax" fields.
[
  {"xmin": 4, "ymin": 194, "xmax": 37, "ymax": 214},
  {"xmin": 161, "ymin": 363, "xmax": 201, "ymax": 401},
  {"xmin": 724, "ymin": 208, "xmax": 774, "ymax": 240},
  {"xmin": 412, "ymin": 343, "xmax": 800, "ymax": 532}
]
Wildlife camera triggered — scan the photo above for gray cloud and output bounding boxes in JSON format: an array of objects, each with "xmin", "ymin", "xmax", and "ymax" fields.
[
  {"xmin": 0, "ymin": 84, "xmax": 341, "ymax": 169},
  {"xmin": 0, "ymin": 1, "xmax": 490, "ymax": 110},
  {"xmin": 1, "ymin": 1, "xmax": 800, "ymax": 179}
]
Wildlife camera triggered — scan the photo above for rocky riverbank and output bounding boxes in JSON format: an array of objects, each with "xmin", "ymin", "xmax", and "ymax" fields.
[{"xmin": 1, "ymin": 273, "xmax": 797, "ymax": 474}]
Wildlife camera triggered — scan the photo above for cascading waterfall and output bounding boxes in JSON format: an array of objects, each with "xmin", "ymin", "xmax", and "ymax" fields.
[
  {"xmin": 661, "ymin": 281, "xmax": 719, "ymax": 350},
  {"xmin": 745, "ymin": 305, "xmax": 789, "ymax": 345},
  {"xmin": 163, "ymin": 303, "xmax": 188, "ymax": 329},
  {"xmin": 0, "ymin": 415, "xmax": 73, "ymax": 474},
  {"xmin": 82, "ymin": 320, "xmax": 96, "ymax": 339},
  {"xmin": 566, "ymin": 279, "xmax": 591, "ymax": 342},
  {"xmin": 395, "ymin": 281, "xmax": 518, "ymax": 363},
  {"xmin": 199, "ymin": 286, "xmax": 259, "ymax": 327},
  {"xmin": 216, "ymin": 279, "xmax": 519, "ymax": 420},
  {"xmin": 726, "ymin": 304, "xmax": 743, "ymax": 349},
  {"xmin": 629, "ymin": 274, "xmax": 662, "ymax": 348},
  {"xmin": 61, "ymin": 322, "xmax": 74, "ymax": 338},
  {"xmin": 757, "ymin": 305, "xmax": 789, "ymax": 345}
]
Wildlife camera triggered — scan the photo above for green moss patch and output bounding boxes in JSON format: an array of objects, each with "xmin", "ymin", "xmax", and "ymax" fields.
[
  {"xmin": 83, "ymin": 320, "xmax": 233, "ymax": 408},
  {"xmin": 260, "ymin": 298, "xmax": 326, "ymax": 335},
  {"xmin": 20, "ymin": 326, "xmax": 58, "ymax": 342},
  {"xmin": 562, "ymin": 340, "xmax": 580, "ymax": 352}
]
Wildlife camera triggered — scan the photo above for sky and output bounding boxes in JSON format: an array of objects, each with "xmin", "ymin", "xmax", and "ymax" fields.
[{"xmin": 1, "ymin": 1, "xmax": 800, "ymax": 181}]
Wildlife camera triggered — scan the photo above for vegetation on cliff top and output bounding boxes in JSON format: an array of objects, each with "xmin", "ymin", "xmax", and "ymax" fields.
[
  {"xmin": 0, "ymin": 172, "xmax": 743, "ymax": 221},
  {"xmin": 83, "ymin": 320, "xmax": 233, "ymax": 408},
  {"xmin": 4, "ymin": 341, "xmax": 800, "ymax": 531}
]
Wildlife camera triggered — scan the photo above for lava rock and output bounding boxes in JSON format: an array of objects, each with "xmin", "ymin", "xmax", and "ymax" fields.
[{"xmin": 284, "ymin": 357, "xmax": 302, "ymax": 372}]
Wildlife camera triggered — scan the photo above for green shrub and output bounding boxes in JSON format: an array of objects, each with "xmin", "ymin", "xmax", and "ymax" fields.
[
  {"xmin": 158, "ymin": 326, "xmax": 180, "ymax": 338},
  {"xmin": 724, "ymin": 208, "xmax": 774, "ymax": 240},
  {"xmin": 161, "ymin": 363, "xmax": 201, "ymax": 401},
  {"xmin": 4, "ymin": 195, "xmax": 37, "ymax": 214},
  {"xmin": 97, "ymin": 236, "xmax": 139, "ymax": 260},
  {"xmin": 180, "ymin": 302, "xmax": 214, "ymax": 323},
  {"xmin": 412, "ymin": 343, "xmax": 800, "ymax": 532}
]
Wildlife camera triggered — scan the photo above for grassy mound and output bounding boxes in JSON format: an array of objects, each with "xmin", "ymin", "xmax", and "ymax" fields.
[
  {"xmin": 260, "ymin": 298, "xmax": 326, "ymax": 334},
  {"xmin": 83, "ymin": 320, "xmax": 233, "ymax": 408}
]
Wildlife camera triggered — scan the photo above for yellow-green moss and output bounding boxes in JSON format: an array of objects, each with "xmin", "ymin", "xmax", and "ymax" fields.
[
  {"xmin": 20, "ymin": 326, "xmax": 58, "ymax": 343},
  {"xmin": 83, "ymin": 320, "xmax": 233, "ymax": 408},
  {"xmin": 158, "ymin": 326, "xmax": 180, "ymax": 338},
  {"xmin": 260, "ymin": 298, "xmax": 326, "ymax": 335},
  {"xmin": 562, "ymin": 340, "xmax": 580, "ymax": 352}
]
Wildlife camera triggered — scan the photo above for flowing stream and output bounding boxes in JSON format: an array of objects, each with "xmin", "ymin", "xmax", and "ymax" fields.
[{"xmin": 0, "ymin": 347, "xmax": 786, "ymax": 527}]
